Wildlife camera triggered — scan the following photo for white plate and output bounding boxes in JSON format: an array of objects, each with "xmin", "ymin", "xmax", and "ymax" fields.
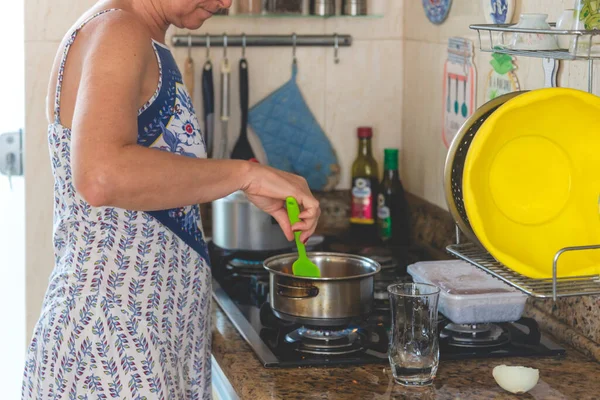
[{"xmin": 482, "ymin": 0, "xmax": 516, "ymax": 24}]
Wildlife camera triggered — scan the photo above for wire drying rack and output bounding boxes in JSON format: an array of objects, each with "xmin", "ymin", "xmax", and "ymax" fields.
[
  {"xmin": 470, "ymin": 23, "xmax": 599, "ymax": 93},
  {"xmin": 447, "ymin": 239, "xmax": 600, "ymax": 301}
]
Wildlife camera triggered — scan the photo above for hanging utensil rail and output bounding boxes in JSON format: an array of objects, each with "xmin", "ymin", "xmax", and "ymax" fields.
[{"xmin": 172, "ymin": 34, "xmax": 352, "ymax": 48}]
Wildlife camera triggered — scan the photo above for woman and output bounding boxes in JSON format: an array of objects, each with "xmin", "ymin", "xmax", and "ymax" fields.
[{"xmin": 22, "ymin": 0, "xmax": 320, "ymax": 398}]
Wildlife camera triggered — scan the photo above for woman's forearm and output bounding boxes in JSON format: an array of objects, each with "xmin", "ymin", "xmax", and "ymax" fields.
[{"xmin": 74, "ymin": 143, "xmax": 251, "ymax": 210}]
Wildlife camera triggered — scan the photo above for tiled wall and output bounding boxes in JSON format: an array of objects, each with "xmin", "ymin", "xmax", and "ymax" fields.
[
  {"xmin": 23, "ymin": 1, "xmax": 404, "ymax": 334},
  {"xmin": 402, "ymin": 0, "xmax": 600, "ymax": 209}
]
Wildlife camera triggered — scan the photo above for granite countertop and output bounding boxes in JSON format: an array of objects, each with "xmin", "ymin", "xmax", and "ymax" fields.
[{"xmin": 212, "ymin": 305, "xmax": 600, "ymax": 400}]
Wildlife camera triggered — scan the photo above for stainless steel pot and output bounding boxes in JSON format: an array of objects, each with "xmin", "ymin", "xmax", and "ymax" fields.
[
  {"xmin": 212, "ymin": 191, "xmax": 290, "ymax": 251},
  {"xmin": 263, "ymin": 252, "xmax": 381, "ymax": 327}
]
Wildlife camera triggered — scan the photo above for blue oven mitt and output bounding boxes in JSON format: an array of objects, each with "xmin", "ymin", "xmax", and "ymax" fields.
[{"xmin": 248, "ymin": 63, "xmax": 340, "ymax": 191}]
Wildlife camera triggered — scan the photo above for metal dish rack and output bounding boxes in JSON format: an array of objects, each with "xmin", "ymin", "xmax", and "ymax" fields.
[
  {"xmin": 470, "ymin": 23, "xmax": 599, "ymax": 93},
  {"xmin": 447, "ymin": 24, "xmax": 600, "ymax": 301},
  {"xmin": 447, "ymin": 241, "xmax": 600, "ymax": 301}
]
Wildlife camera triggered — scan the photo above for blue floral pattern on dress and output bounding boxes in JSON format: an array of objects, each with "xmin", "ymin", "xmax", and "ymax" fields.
[{"xmin": 22, "ymin": 9, "xmax": 212, "ymax": 400}]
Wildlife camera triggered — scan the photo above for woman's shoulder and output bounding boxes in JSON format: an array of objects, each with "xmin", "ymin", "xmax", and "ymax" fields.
[{"xmin": 67, "ymin": 8, "xmax": 155, "ymax": 60}]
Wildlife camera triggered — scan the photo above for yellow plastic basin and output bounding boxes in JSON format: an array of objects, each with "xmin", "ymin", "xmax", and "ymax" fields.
[{"xmin": 463, "ymin": 88, "xmax": 600, "ymax": 279}]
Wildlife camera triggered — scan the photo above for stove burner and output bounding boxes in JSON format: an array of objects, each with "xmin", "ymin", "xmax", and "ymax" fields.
[
  {"xmin": 441, "ymin": 323, "xmax": 510, "ymax": 348},
  {"xmin": 296, "ymin": 327, "xmax": 356, "ymax": 341},
  {"xmin": 230, "ymin": 258, "xmax": 264, "ymax": 268},
  {"xmin": 226, "ymin": 258, "xmax": 268, "ymax": 278},
  {"xmin": 285, "ymin": 327, "xmax": 365, "ymax": 355},
  {"xmin": 445, "ymin": 323, "xmax": 493, "ymax": 335}
]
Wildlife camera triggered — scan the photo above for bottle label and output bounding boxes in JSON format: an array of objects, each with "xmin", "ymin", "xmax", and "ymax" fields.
[
  {"xmin": 350, "ymin": 178, "xmax": 374, "ymax": 224},
  {"xmin": 377, "ymin": 194, "xmax": 392, "ymax": 240}
]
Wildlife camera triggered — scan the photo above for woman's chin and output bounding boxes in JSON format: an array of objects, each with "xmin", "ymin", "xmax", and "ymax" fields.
[{"xmin": 177, "ymin": 10, "xmax": 213, "ymax": 30}]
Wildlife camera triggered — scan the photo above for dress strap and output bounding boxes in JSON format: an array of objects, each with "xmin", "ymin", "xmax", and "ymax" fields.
[{"xmin": 53, "ymin": 8, "xmax": 121, "ymax": 124}]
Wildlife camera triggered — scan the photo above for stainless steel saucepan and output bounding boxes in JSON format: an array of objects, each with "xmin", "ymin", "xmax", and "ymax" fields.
[{"xmin": 264, "ymin": 252, "xmax": 381, "ymax": 327}]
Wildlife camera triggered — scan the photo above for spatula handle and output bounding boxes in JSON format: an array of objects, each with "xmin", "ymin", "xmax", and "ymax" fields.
[{"xmin": 286, "ymin": 197, "xmax": 306, "ymax": 257}]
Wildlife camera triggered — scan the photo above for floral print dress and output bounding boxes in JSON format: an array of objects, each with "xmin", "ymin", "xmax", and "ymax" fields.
[{"xmin": 22, "ymin": 9, "xmax": 213, "ymax": 400}]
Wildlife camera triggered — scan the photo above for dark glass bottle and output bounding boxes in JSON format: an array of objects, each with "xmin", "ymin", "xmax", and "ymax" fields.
[
  {"xmin": 350, "ymin": 127, "xmax": 379, "ymax": 241},
  {"xmin": 377, "ymin": 149, "xmax": 410, "ymax": 245}
]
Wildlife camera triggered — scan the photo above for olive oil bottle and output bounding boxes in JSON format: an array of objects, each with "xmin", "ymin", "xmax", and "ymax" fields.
[{"xmin": 350, "ymin": 127, "xmax": 379, "ymax": 240}]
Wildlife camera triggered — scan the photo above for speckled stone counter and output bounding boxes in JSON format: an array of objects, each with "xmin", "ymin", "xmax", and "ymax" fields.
[{"xmin": 212, "ymin": 305, "xmax": 600, "ymax": 400}]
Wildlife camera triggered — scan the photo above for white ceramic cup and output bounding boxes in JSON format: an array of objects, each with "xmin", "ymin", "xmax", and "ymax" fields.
[{"xmin": 507, "ymin": 13, "xmax": 559, "ymax": 50}]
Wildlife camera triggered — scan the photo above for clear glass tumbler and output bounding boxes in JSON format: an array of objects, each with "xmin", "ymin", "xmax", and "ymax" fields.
[{"xmin": 387, "ymin": 283, "xmax": 440, "ymax": 386}]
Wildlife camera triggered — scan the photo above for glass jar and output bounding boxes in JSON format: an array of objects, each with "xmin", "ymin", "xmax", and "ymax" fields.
[
  {"xmin": 342, "ymin": 0, "xmax": 367, "ymax": 16},
  {"xmin": 237, "ymin": 0, "xmax": 263, "ymax": 15},
  {"xmin": 574, "ymin": 0, "xmax": 600, "ymax": 29},
  {"xmin": 265, "ymin": 0, "xmax": 309, "ymax": 14},
  {"xmin": 312, "ymin": 0, "xmax": 336, "ymax": 16}
]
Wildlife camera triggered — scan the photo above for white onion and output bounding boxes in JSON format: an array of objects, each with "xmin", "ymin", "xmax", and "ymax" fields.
[{"xmin": 492, "ymin": 365, "xmax": 540, "ymax": 394}]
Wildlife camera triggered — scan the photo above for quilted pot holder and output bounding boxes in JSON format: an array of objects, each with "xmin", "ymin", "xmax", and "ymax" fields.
[{"xmin": 248, "ymin": 63, "xmax": 340, "ymax": 190}]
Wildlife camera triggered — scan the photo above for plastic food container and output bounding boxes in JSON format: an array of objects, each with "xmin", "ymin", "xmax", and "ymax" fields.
[{"xmin": 407, "ymin": 260, "xmax": 527, "ymax": 324}]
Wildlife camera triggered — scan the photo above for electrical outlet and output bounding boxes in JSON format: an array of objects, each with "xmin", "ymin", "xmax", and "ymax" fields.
[{"xmin": 0, "ymin": 130, "xmax": 23, "ymax": 177}]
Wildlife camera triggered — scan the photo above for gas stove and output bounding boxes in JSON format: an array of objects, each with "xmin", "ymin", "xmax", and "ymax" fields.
[{"xmin": 208, "ymin": 238, "xmax": 565, "ymax": 368}]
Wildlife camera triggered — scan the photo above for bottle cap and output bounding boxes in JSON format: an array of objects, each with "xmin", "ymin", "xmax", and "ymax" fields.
[
  {"xmin": 357, "ymin": 127, "xmax": 373, "ymax": 139},
  {"xmin": 384, "ymin": 148, "xmax": 399, "ymax": 170}
]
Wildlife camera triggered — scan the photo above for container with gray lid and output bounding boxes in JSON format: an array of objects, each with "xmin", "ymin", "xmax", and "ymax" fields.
[{"xmin": 407, "ymin": 260, "xmax": 527, "ymax": 324}]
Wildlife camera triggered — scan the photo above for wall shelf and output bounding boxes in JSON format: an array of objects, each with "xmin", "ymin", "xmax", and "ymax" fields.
[
  {"xmin": 213, "ymin": 13, "xmax": 383, "ymax": 19},
  {"xmin": 470, "ymin": 23, "xmax": 598, "ymax": 93},
  {"xmin": 470, "ymin": 23, "xmax": 600, "ymax": 61}
]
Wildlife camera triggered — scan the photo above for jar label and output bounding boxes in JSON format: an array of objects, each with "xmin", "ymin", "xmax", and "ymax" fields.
[{"xmin": 351, "ymin": 178, "xmax": 374, "ymax": 224}]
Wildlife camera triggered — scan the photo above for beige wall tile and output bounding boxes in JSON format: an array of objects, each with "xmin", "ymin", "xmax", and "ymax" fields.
[
  {"xmin": 25, "ymin": 0, "xmax": 96, "ymax": 41},
  {"xmin": 401, "ymin": 40, "xmax": 447, "ymax": 208},
  {"xmin": 325, "ymin": 39, "xmax": 403, "ymax": 189},
  {"xmin": 24, "ymin": 41, "xmax": 59, "ymax": 335}
]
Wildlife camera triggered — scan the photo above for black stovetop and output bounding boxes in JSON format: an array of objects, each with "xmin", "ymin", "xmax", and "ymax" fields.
[{"xmin": 208, "ymin": 238, "xmax": 565, "ymax": 368}]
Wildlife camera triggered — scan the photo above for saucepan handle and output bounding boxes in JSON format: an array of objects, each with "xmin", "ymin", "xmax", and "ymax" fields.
[{"xmin": 276, "ymin": 283, "xmax": 319, "ymax": 299}]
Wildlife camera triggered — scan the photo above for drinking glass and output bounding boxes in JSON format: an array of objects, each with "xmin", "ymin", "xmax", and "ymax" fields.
[{"xmin": 387, "ymin": 283, "xmax": 440, "ymax": 387}]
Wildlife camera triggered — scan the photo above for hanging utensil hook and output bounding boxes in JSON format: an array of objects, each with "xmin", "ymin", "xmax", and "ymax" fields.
[
  {"xmin": 223, "ymin": 32, "xmax": 228, "ymax": 59},
  {"xmin": 187, "ymin": 34, "xmax": 192, "ymax": 58},
  {"xmin": 206, "ymin": 33, "xmax": 211, "ymax": 60},
  {"xmin": 334, "ymin": 33, "xmax": 340, "ymax": 64},
  {"xmin": 242, "ymin": 33, "xmax": 247, "ymax": 58},
  {"xmin": 292, "ymin": 33, "xmax": 297, "ymax": 64}
]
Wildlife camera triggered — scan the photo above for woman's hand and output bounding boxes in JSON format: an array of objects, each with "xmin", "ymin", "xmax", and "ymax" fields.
[{"xmin": 241, "ymin": 163, "xmax": 320, "ymax": 243}]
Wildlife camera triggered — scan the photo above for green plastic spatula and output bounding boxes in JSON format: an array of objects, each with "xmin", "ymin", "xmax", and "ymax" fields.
[{"xmin": 286, "ymin": 197, "xmax": 321, "ymax": 278}]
